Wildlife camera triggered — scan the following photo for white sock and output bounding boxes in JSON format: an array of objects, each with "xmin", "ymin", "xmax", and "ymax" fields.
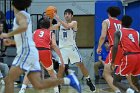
[
  {"xmin": 115, "ymin": 89, "xmax": 121, "ymax": 93},
  {"xmin": 54, "ymin": 86, "xmax": 59, "ymax": 93},
  {"xmin": 126, "ymin": 88, "xmax": 134, "ymax": 93},
  {"xmin": 85, "ymin": 75, "xmax": 90, "ymax": 79},
  {"xmin": 21, "ymin": 84, "xmax": 27, "ymax": 90},
  {"xmin": 63, "ymin": 77, "xmax": 70, "ymax": 85}
]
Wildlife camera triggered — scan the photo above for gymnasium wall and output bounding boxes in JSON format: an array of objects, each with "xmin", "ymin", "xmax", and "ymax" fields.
[
  {"xmin": 29, "ymin": 0, "xmax": 94, "ymax": 18},
  {"xmin": 125, "ymin": 1, "xmax": 140, "ymax": 31}
]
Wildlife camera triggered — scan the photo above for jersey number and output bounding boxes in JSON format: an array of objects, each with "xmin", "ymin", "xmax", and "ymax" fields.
[
  {"xmin": 114, "ymin": 23, "xmax": 121, "ymax": 31},
  {"xmin": 63, "ymin": 31, "xmax": 67, "ymax": 39},
  {"xmin": 128, "ymin": 34, "xmax": 135, "ymax": 42},
  {"xmin": 39, "ymin": 31, "xmax": 44, "ymax": 37}
]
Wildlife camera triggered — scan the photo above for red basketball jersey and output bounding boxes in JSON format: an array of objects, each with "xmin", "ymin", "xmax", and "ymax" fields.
[
  {"xmin": 107, "ymin": 18, "xmax": 121, "ymax": 47},
  {"xmin": 120, "ymin": 28, "xmax": 140, "ymax": 53},
  {"xmin": 33, "ymin": 29, "xmax": 51, "ymax": 49}
]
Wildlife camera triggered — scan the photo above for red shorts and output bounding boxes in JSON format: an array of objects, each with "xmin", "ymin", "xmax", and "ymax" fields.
[
  {"xmin": 38, "ymin": 50, "xmax": 53, "ymax": 70},
  {"xmin": 115, "ymin": 54, "xmax": 140, "ymax": 76},
  {"xmin": 105, "ymin": 45, "xmax": 123, "ymax": 65}
]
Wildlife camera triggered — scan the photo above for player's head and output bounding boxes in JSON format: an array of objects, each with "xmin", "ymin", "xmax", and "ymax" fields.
[
  {"xmin": 121, "ymin": 15, "xmax": 133, "ymax": 28},
  {"xmin": 107, "ymin": 6, "xmax": 121, "ymax": 17},
  {"xmin": 64, "ymin": 9, "xmax": 73, "ymax": 22},
  {"xmin": 12, "ymin": 0, "xmax": 32, "ymax": 11},
  {"xmin": 121, "ymin": 15, "xmax": 132, "ymax": 28},
  {"xmin": 39, "ymin": 18, "xmax": 50, "ymax": 29}
]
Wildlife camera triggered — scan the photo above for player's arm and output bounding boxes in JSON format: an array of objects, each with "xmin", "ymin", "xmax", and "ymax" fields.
[
  {"xmin": 97, "ymin": 20, "xmax": 108, "ymax": 54},
  {"xmin": 55, "ymin": 14, "xmax": 77, "ymax": 30},
  {"xmin": 6, "ymin": 12, "xmax": 28, "ymax": 37},
  {"xmin": 3, "ymin": 39, "xmax": 16, "ymax": 46},
  {"xmin": 0, "ymin": 12, "xmax": 28, "ymax": 38},
  {"xmin": 111, "ymin": 31, "xmax": 121, "ymax": 70},
  {"xmin": 98, "ymin": 55, "xmax": 104, "ymax": 63},
  {"xmin": 51, "ymin": 33, "xmax": 64, "ymax": 65},
  {"xmin": 49, "ymin": 22, "xmax": 61, "ymax": 31}
]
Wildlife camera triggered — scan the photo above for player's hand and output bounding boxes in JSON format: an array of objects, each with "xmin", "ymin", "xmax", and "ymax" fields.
[
  {"xmin": 97, "ymin": 47, "xmax": 102, "ymax": 54},
  {"xmin": 110, "ymin": 63, "xmax": 115, "ymax": 71},
  {"xmin": 3, "ymin": 39, "xmax": 12, "ymax": 46},
  {"xmin": 0, "ymin": 33, "xmax": 9, "ymax": 38},
  {"xmin": 54, "ymin": 13, "xmax": 60, "ymax": 20}
]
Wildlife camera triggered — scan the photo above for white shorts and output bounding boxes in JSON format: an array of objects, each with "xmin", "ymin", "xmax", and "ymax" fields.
[
  {"xmin": 12, "ymin": 47, "xmax": 41, "ymax": 72},
  {"xmin": 59, "ymin": 46, "xmax": 82, "ymax": 64}
]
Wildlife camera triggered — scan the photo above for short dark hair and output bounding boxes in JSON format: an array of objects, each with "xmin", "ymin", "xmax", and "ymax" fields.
[
  {"xmin": 64, "ymin": 9, "xmax": 73, "ymax": 15},
  {"xmin": 39, "ymin": 18, "xmax": 50, "ymax": 29},
  {"xmin": 12, "ymin": 0, "xmax": 32, "ymax": 11},
  {"xmin": 121, "ymin": 15, "xmax": 132, "ymax": 28},
  {"xmin": 107, "ymin": 6, "xmax": 121, "ymax": 17}
]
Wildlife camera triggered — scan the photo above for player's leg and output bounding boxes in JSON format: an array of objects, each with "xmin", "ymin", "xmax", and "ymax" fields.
[
  {"xmin": 27, "ymin": 71, "xmax": 81, "ymax": 93},
  {"xmin": 113, "ymin": 73, "xmax": 127, "ymax": 92},
  {"xmin": 131, "ymin": 75, "xmax": 140, "ymax": 92},
  {"xmin": 69, "ymin": 46, "xmax": 96, "ymax": 92},
  {"xmin": 113, "ymin": 74, "xmax": 139, "ymax": 93},
  {"xmin": 47, "ymin": 68, "xmax": 60, "ymax": 93},
  {"xmin": 76, "ymin": 62, "xmax": 96, "ymax": 92},
  {"xmin": 19, "ymin": 74, "xmax": 30, "ymax": 93},
  {"xmin": 103, "ymin": 64, "xmax": 120, "ymax": 92},
  {"xmin": 94, "ymin": 61, "xmax": 102, "ymax": 83},
  {"xmin": 126, "ymin": 75, "xmax": 139, "ymax": 92},
  {"xmin": 4, "ymin": 66, "xmax": 24, "ymax": 93}
]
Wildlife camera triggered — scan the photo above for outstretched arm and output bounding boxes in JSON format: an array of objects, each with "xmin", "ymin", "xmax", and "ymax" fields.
[
  {"xmin": 0, "ymin": 12, "xmax": 28, "ymax": 38},
  {"xmin": 97, "ymin": 20, "xmax": 108, "ymax": 54},
  {"xmin": 54, "ymin": 14, "xmax": 77, "ymax": 31},
  {"xmin": 3, "ymin": 39, "xmax": 16, "ymax": 46},
  {"xmin": 51, "ymin": 33, "xmax": 64, "ymax": 65},
  {"xmin": 112, "ymin": 31, "xmax": 121, "ymax": 64},
  {"xmin": 111, "ymin": 31, "xmax": 121, "ymax": 70}
]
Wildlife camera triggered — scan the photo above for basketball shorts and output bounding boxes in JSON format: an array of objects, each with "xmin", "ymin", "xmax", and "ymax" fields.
[
  {"xmin": 105, "ymin": 45, "xmax": 123, "ymax": 65},
  {"xmin": 115, "ymin": 54, "xmax": 140, "ymax": 76},
  {"xmin": 38, "ymin": 50, "xmax": 53, "ymax": 70},
  {"xmin": 59, "ymin": 46, "xmax": 82, "ymax": 64},
  {"xmin": 12, "ymin": 47, "xmax": 41, "ymax": 72}
]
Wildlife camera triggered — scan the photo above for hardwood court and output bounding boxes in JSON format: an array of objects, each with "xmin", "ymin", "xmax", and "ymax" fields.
[{"xmin": 0, "ymin": 82, "xmax": 114, "ymax": 93}]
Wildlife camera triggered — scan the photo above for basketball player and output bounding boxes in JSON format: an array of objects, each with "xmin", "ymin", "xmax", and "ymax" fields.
[
  {"xmin": 0, "ymin": 0, "xmax": 81, "ymax": 93},
  {"xmin": 111, "ymin": 15, "xmax": 140, "ymax": 93},
  {"xmin": 97, "ymin": 6, "xmax": 122, "ymax": 93},
  {"xmin": 19, "ymin": 18, "xmax": 65, "ymax": 93},
  {"xmin": 50, "ymin": 9, "xmax": 96, "ymax": 92}
]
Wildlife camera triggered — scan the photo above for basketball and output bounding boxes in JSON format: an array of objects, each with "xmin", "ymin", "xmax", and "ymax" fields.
[{"xmin": 45, "ymin": 6, "xmax": 57, "ymax": 19}]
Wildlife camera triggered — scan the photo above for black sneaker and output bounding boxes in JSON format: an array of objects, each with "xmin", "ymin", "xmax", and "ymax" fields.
[{"xmin": 86, "ymin": 78, "xmax": 96, "ymax": 92}]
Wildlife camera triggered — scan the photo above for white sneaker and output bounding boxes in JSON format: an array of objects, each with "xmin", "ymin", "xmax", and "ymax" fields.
[
  {"xmin": 126, "ymin": 88, "xmax": 134, "ymax": 93},
  {"xmin": 19, "ymin": 89, "xmax": 26, "ymax": 93}
]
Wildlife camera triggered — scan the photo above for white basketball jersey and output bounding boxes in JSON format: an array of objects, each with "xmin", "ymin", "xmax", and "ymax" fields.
[
  {"xmin": 59, "ymin": 25, "xmax": 76, "ymax": 48},
  {"xmin": 13, "ymin": 11, "xmax": 35, "ymax": 54}
]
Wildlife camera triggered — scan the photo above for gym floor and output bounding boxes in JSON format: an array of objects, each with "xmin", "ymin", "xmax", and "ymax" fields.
[{"xmin": 0, "ymin": 79, "xmax": 115, "ymax": 93}]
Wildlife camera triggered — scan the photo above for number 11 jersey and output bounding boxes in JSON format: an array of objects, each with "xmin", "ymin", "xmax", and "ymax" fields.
[{"xmin": 59, "ymin": 25, "xmax": 76, "ymax": 48}]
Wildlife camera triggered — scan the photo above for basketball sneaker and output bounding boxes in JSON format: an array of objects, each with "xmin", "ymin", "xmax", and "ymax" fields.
[
  {"xmin": 66, "ymin": 70, "xmax": 81, "ymax": 93},
  {"xmin": 86, "ymin": 78, "xmax": 96, "ymax": 92},
  {"xmin": 18, "ymin": 88, "xmax": 25, "ymax": 93}
]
